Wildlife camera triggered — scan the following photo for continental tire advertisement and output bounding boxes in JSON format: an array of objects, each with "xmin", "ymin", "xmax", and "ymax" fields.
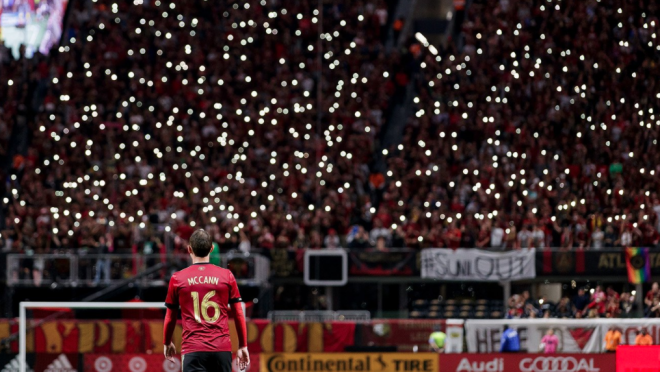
[{"xmin": 260, "ymin": 353, "xmax": 438, "ymax": 372}]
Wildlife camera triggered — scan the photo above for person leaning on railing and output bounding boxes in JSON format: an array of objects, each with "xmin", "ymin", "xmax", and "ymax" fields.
[
  {"xmin": 645, "ymin": 297, "xmax": 660, "ymax": 318},
  {"xmin": 92, "ymin": 234, "xmax": 112, "ymax": 285}
]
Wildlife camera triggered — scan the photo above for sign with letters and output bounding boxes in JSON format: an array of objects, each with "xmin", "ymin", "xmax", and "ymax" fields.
[
  {"xmin": 357, "ymin": 319, "xmax": 464, "ymax": 353},
  {"xmin": 465, "ymin": 318, "xmax": 660, "ymax": 353},
  {"xmin": 440, "ymin": 353, "xmax": 615, "ymax": 372},
  {"xmin": 421, "ymin": 249, "xmax": 536, "ymax": 281},
  {"xmin": 537, "ymin": 249, "xmax": 660, "ymax": 277},
  {"xmin": 260, "ymin": 353, "xmax": 438, "ymax": 372}
]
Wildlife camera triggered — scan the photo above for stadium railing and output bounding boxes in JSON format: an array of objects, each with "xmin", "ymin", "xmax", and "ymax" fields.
[
  {"xmin": 6, "ymin": 251, "xmax": 270, "ymax": 287},
  {"xmin": 5, "ymin": 247, "xmax": 650, "ymax": 287},
  {"xmin": 267, "ymin": 310, "xmax": 371, "ymax": 322}
]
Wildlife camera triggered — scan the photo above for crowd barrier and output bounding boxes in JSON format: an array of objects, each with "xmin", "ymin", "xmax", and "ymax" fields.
[
  {"xmin": 0, "ymin": 318, "xmax": 462, "ymax": 354},
  {"xmin": 9, "ymin": 248, "xmax": 660, "ymax": 286},
  {"xmin": 465, "ymin": 318, "xmax": 660, "ymax": 353},
  {"xmin": 5, "ymin": 317, "xmax": 660, "ymax": 355}
]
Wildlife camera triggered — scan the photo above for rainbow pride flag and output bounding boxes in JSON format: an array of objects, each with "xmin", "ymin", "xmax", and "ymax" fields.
[{"xmin": 625, "ymin": 247, "xmax": 651, "ymax": 284}]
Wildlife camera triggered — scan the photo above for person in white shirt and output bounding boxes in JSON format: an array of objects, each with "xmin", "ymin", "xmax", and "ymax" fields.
[
  {"xmin": 591, "ymin": 227, "xmax": 604, "ymax": 249},
  {"xmin": 324, "ymin": 229, "xmax": 341, "ymax": 249},
  {"xmin": 491, "ymin": 225, "xmax": 505, "ymax": 249},
  {"xmin": 370, "ymin": 219, "xmax": 391, "ymax": 244},
  {"xmin": 531, "ymin": 224, "xmax": 545, "ymax": 248}
]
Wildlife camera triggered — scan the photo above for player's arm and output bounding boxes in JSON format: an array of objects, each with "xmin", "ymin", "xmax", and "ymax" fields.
[
  {"xmin": 228, "ymin": 273, "xmax": 249, "ymax": 369},
  {"xmin": 428, "ymin": 336, "xmax": 439, "ymax": 352},
  {"xmin": 163, "ymin": 274, "xmax": 178, "ymax": 361}
]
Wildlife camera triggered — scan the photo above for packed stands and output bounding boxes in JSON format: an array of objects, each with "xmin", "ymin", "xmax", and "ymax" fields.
[
  {"xmin": 4, "ymin": 0, "xmax": 659, "ymax": 256},
  {"xmin": 393, "ymin": 0, "xmax": 660, "ymax": 250},
  {"xmin": 1, "ymin": 0, "xmax": 403, "ymax": 254},
  {"xmin": 1, "ymin": 0, "xmax": 660, "ymax": 326}
]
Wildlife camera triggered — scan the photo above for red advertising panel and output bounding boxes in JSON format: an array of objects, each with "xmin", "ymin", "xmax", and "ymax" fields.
[
  {"xmin": 34, "ymin": 353, "xmax": 79, "ymax": 372},
  {"xmin": 83, "ymin": 354, "xmax": 181, "ymax": 372},
  {"xmin": 360, "ymin": 320, "xmax": 447, "ymax": 351},
  {"xmin": 441, "ymin": 353, "xmax": 616, "ymax": 372},
  {"xmin": 0, "ymin": 319, "xmax": 354, "ymax": 354},
  {"xmin": 83, "ymin": 354, "xmax": 260, "ymax": 372},
  {"xmin": 616, "ymin": 346, "xmax": 660, "ymax": 372}
]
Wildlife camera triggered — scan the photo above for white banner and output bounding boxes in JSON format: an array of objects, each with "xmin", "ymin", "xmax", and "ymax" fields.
[
  {"xmin": 445, "ymin": 319, "xmax": 465, "ymax": 353},
  {"xmin": 465, "ymin": 319, "xmax": 660, "ymax": 353},
  {"xmin": 421, "ymin": 248, "xmax": 536, "ymax": 281}
]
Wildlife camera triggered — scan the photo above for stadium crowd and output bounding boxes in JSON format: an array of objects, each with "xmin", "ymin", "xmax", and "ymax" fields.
[
  {"xmin": 506, "ymin": 283, "xmax": 660, "ymax": 319},
  {"xmin": 389, "ymin": 0, "xmax": 660, "ymax": 250},
  {"xmin": 1, "ymin": 0, "xmax": 660, "ymax": 257},
  {"xmin": 1, "ymin": 0, "xmax": 402, "ymax": 254}
]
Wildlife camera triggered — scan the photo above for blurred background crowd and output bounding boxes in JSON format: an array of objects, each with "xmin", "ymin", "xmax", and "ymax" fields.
[
  {"xmin": 505, "ymin": 282, "xmax": 660, "ymax": 319},
  {"xmin": 1, "ymin": 0, "xmax": 660, "ymax": 257}
]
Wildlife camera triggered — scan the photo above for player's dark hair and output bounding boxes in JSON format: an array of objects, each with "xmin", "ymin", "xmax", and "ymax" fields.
[{"xmin": 189, "ymin": 229, "xmax": 213, "ymax": 257}]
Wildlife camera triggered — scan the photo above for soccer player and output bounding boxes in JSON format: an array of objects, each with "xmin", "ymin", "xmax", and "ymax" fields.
[{"xmin": 163, "ymin": 229, "xmax": 249, "ymax": 371}]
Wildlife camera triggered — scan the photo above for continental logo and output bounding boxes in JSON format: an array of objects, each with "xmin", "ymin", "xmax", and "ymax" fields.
[{"xmin": 261, "ymin": 353, "xmax": 438, "ymax": 372}]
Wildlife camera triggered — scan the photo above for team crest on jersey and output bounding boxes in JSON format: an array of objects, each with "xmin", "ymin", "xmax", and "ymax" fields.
[{"xmin": 198, "ymin": 266, "xmax": 205, "ymax": 271}]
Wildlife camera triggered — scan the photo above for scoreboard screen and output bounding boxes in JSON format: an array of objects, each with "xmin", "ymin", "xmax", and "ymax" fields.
[{"xmin": 304, "ymin": 249, "xmax": 348, "ymax": 286}]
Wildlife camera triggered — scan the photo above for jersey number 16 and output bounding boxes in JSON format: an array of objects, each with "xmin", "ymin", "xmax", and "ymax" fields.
[{"xmin": 191, "ymin": 291, "xmax": 220, "ymax": 323}]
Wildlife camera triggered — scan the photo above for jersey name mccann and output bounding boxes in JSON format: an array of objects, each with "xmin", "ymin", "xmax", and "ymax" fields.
[{"xmin": 188, "ymin": 276, "xmax": 220, "ymax": 286}]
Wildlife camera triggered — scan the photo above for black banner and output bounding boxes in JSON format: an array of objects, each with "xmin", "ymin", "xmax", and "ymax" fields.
[
  {"xmin": 349, "ymin": 250, "xmax": 419, "ymax": 276},
  {"xmin": 0, "ymin": 353, "xmax": 43, "ymax": 372},
  {"xmin": 536, "ymin": 249, "xmax": 660, "ymax": 277},
  {"xmin": 268, "ymin": 249, "xmax": 420, "ymax": 278},
  {"xmin": 267, "ymin": 248, "xmax": 303, "ymax": 278}
]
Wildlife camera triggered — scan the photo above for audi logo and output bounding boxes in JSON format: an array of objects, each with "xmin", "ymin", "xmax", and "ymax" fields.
[{"xmin": 520, "ymin": 357, "xmax": 599, "ymax": 372}]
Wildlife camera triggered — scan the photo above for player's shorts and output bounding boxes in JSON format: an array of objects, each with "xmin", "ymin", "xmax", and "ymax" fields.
[{"xmin": 182, "ymin": 351, "xmax": 232, "ymax": 372}]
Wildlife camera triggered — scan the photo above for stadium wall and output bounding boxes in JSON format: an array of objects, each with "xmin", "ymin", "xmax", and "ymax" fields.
[
  {"xmin": 0, "ymin": 319, "xmax": 456, "ymax": 354},
  {"xmin": 0, "ymin": 352, "xmax": 621, "ymax": 372},
  {"xmin": 464, "ymin": 318, "xmax": 660, "ymax": 353}
]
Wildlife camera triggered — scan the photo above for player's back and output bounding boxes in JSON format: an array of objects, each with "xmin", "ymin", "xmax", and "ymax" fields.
[{"xmin": 166, "ymin": 263, "xmax": 242, "ymax": 354}]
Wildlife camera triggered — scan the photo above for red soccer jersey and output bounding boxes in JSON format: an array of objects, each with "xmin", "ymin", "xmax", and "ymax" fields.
[{"xmin": 165, "ymin": 263, "xmax": 242, "ymax": 354}]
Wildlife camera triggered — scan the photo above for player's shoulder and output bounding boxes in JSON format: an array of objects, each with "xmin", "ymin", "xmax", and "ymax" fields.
[
  {"xmin": 176, "ymin": 263, "xmax": 233, "ymax": 277},
  {"xmin": 209, "ymin": 264, "xmax": 234, "ymax": 278}
]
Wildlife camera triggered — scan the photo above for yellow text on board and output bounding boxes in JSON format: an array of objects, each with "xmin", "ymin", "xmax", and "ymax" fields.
[{"xmin": 260, "ymin": 353, "xmax": 438, "ymax": 372}]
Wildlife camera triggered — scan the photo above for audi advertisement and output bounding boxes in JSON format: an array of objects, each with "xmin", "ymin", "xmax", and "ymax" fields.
[{"xmin": 441, "ymin": 354, "xmax": 616, "ymax": 372}]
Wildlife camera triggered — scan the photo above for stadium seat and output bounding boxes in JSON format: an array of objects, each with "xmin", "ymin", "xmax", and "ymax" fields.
[
  {"xmin": 429, "ymin": 299, "xmax": 442, "ymax": 306},
  {"xmin": 410, "ymin": 311, "xmax": 427, "ymax": 319},
  {"xmin": 412, "ymin": 299, "xmax": 428, "ymax": 308}
]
